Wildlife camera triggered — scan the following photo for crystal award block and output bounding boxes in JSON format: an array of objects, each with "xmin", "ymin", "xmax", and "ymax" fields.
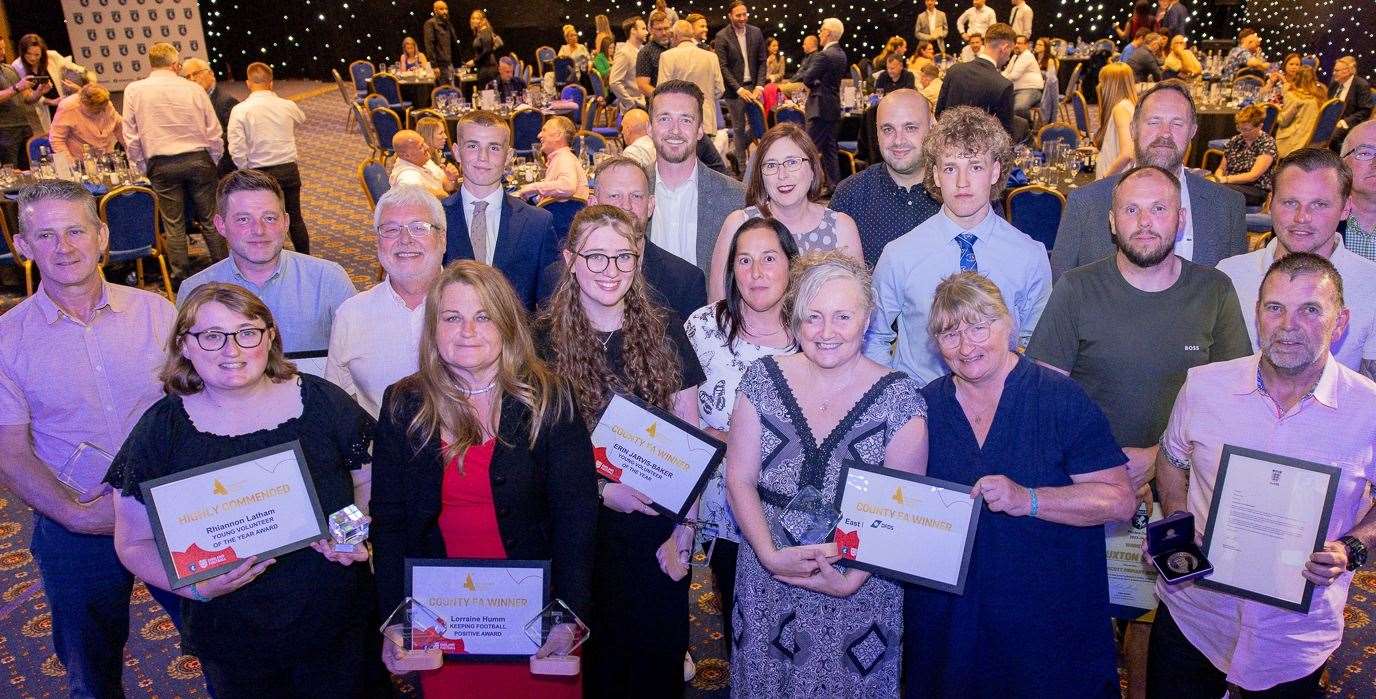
[
  {"xmin": 328, "ymin": 505, "xmax": 369, "ymax": 553},
  {"xmin": 770, "ymin": 485, "xmax": 842, "ymax": 555},
  {"xmin": 58, "ymin": 442, "xmax": 115, "ymax": 499},
  {"xmin": 379, "ymin": 597, "xmax": 446, "ymax": 672},
  {"xmin": 524, "ymin": 598, "xmax": 589, "ymax": 676}
]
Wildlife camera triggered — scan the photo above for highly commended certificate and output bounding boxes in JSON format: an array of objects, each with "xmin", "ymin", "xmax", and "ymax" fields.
[
  {"xmin": 1106, "ymin": 501, "xmax": 1161, "ymax": 620},
  {"xmin": 405, "ymin": 559, "xmax": 550, "ymax": 660},
  {"xmin": 833, "ymin": 464, "xmax": 981, "ymax": 593},
  {"xmin": 590, "ymin": 393, "xmax": 723, "ymax": 520},
  {"xmin": 1201, "ymin": 445, "xmax": 1340, "ymax": 612},
  {"xmin": 140, "ymin": 441, "xmax": 327, "ymax": 589}
]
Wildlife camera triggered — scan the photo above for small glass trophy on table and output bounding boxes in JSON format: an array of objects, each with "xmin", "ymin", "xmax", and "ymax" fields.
[
  {"xmin": 380, "ymin": 597, "xmax": 446, "ymax": 672},
  {"xmin": 328, "ymin": 505, "xmax": 369, "ymax": 553},
  {"xmin": 770, "ymin": 485, "xmax": 842, "ymax": 557},
  {"xmin": 525, "ymin": 599, "xmax": 590, "ymax": 676}
]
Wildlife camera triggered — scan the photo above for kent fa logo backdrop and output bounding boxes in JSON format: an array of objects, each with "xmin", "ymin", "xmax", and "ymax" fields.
[{"xmin": 61, "ymin": 0, "xmax": 209, "ymax": 90}]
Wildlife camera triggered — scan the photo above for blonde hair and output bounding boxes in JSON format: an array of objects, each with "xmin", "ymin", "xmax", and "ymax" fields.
[
  {"xmin": 925, "ymin": 271, "xmax": 1012, "ymax": 341},
  {"xmin": 1094, "ymin": 63, "xmax": 1138, "ymax": 148},
  {"xmin": 162, "ymin": 283, "xmax": 296, "ymax": 396},
  {"xmin": 1287, "ymin": 66, "xmax": 1328, "ymax": 103},
  {"xmin": 78, "ymin": 83, "xmax": 110, "ymax": 110},
  {"xmin": 148, "ymin": 43, "xmax": 179, "ymax": 68},
  {"xmin": 784, "ymin": 251, "xmax": 873, "ymax": 337}
]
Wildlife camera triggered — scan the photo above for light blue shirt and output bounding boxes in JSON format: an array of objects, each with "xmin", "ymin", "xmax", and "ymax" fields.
[
  {"xmin": 177, "ymin": 250, "xmax": 357, "ymax": 353},
  {"xmin": 864, "ymin": 207, "xmax": 1052, "ymax": 386}
]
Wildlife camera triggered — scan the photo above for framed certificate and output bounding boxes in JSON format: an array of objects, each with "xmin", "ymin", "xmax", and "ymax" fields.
[
  {"xmin": 405, "ymin": 559, "xmax": 551, "ymax": 661},
  {"xmin": 140, "ymin": 441, "xmax": 327, "ymax": 589},
  {"xmin": 833, "ymin": 463, "xmax": 981, "ymax": 594},
  {"xmin": 285, "ymin": 350, "xmax": 329, "ymax": 379},
  {"xmin": 1200, "ymin": 445, "xmax": 1341, "ymax": 612},
  {"xmin": 590, "ymin": 393, "xmax": 723, "ymax": 521}
]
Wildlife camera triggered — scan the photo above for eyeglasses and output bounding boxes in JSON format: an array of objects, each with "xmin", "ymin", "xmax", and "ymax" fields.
[
  {"xmin": 935, "ymin": 321, "xmax": 993, "ymax": 349},
  {"xmin": 1342, "ymin": 146, "xmax": 1376, "ymax": 162},
  {"xmin": 576, "ymin": 251, "xmax": 639, "ymax": 273},
  {"xmin": 183, "ymin": 327, "xmax": 269, "ymax": 352},
  {"xmin": 376, "ymin": 221, "xmax": 440, "ymax": 239},
  {"xmin": 760, "ymin": 156, "xmax": 807, "ymax": 176}
]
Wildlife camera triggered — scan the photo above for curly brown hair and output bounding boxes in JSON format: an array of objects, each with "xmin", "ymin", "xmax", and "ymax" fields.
[{"xmin": 537, "ymin": 205, "xmax": 682, "ymax": 425}]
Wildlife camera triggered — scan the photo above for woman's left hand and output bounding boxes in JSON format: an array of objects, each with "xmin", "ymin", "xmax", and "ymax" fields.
[
  {"xmin": 972, "ymin": 475, "xmax": 1033, "ymax": 517},
  {"xmin": 774, "ymin": 563, "xmax": 868, "ymax": 598},
  {"xmin": 311, "ymin": 538, "xmax": 371, "ymax": 566},
  {"xmin": 655, "ymin": 527, "xmax": 692, "ymax": 581}
]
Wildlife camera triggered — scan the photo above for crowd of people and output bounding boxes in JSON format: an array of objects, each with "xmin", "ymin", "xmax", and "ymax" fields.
[{"xmin": 2, "ymin": 3, "xmax": 1376, "ymax": 698}]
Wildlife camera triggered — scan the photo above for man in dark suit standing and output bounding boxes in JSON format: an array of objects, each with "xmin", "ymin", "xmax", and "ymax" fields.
[
  {"xmin": 714, "ymin": 1, "xmax": 767, "ymax": 176},
  {"xmin": 442, "ymin": 111, "xmax": 559, "ymax": 310},
  {"xmin": 935, "ymin": 22, "xmax": 1022, "ymax": 142},
  {"xmin": 423, "ymin": 1, "xmax": 460, "ymax": 83},
  {"xmin": 1329, "ymin": 56, "xmax": 1374, "ymax": 152},
  {"xmin": 181, "ymin": 58, "xmax": 238, "ymax": 178},
  {"xmin": 788, "ymin": 18, "xmax": 847, "ymax": 189}
]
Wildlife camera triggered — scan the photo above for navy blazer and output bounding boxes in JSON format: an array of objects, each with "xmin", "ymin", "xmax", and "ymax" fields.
[
  {"xmin": 713, "ymin": 23, "xmax": 767, "ymax": 94},
  {"xmin": 537, "ymin": 239, "xmax": 707, "ymax": 324},
  {"xmin": 795, "ymin": 43, "xmax": 847, "ymax": 121},
  {"xmin": 936, "ymin": 56, "xmax": 1014, "ymax": 133},
  {"xmin": 442, "ymin": 192, "xmax": 560, "ymax": 310},
  {"xmin": 1330, "ymin": 75, "xmax": 1374, "ymax": 126}
]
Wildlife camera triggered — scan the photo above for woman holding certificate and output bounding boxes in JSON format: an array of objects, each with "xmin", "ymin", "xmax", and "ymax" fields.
[
  {"xmin": 724, "ymin": 252, "xmax": 928, "ymax": 696},
  {"xmin": 105, "ymin": 283, "xmax": 380, "ymax": 697},
  {"xmin": 685, "ymin": 217, "xmax": 800, "ymax": 655},
  {"xmin": 903, "ymin": 273, "xmax": 1135, "ymax": 698},
  {"xmin": 537, "ymin": 205, "xmax": 706, "ymax": 696},
  {"xmin": 370, "ymin": 261, "xmax": 597, "ymax": 697}
]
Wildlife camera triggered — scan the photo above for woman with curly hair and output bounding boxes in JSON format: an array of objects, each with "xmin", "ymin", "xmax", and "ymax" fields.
[{"xmin": 536, "ymin": 204, "xmax": 705, "ymax": 696}]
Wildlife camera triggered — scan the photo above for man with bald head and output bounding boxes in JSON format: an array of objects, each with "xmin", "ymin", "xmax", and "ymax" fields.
[
  {"xmin": 829, "ymin": 88, "xmax": 941, "ymax": 265},
  {"xmin": 658, "ymin": 20, "xmax": 725, "ymax": 136},
  {"xmin": 424, "ymin": 1, "xmax": 460, "ymax": 81},
  {"xmin": 389, "ymin": 129, "xmax": 458, "ymax": 197},
  {"xmin": 1341, "ymin": 120, "xmax": 1376, "ymax": 262},
  {"xmin": 620, "ymin": 108, "xmax": 656, "ymax": 168}
]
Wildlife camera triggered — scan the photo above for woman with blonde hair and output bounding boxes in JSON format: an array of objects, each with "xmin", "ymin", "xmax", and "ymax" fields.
[
  {"xmin": 557, "ymin": 23, "xmax": 591, "ymax": 80},
  {"xmin": 594, "ymin": 13, "xmax": 614, "ymax": 59},
  {"xmin": 398, "ymin": 36, "xmax": 430, "ymax": 72},
  {"xmin": 1094, "ymin": 62, "xmax": 1138, "ymax": 178},
  {"xmin": 1275, "ymin": 65, "xmax": 1328, "ymax": 157},
  {"xmin": 537, "ymin": 205, "xmax": 705, "ymax": 695},
  {"xmin": 371, "ymin": 261, "xmax": 595, "ymax": 697},
  {"xmin": 106, "ymin": 283, "xmax": 382, "ymax": 696},
  {"xmin": 1162, "ymin": 34, "xmax": 1201, "ymax": 79}
]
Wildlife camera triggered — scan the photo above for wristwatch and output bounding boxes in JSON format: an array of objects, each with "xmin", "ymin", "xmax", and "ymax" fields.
[
  {"xmin": 596, "ymin": 478, "xmax": 610, "ymax": 502},
  {"xmin": 1340, "ymin": 535, "xmax": 1368, "ymax": 571}
]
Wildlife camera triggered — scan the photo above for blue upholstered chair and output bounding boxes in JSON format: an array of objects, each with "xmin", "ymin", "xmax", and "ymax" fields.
[
  {"xmin": 1005, "ymin": 185, "xmax": 1067, "ymax": 252},
  {"xmin": 358, "ymin": 158, "xmax": 391, "ymax": 211},
  {"xmin": 537, "ymin": 196, "xmax": 588, "ymax": 247},
  {"xmin": 99, "ymin": 185, "xmax": 174, "ymax": 300}
]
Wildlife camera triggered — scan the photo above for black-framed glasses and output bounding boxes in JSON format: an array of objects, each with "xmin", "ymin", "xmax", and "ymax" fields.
[
  {"xmin": 576, "ymin": 251, "xmax": 639, "ymax": 273},
  {"xmin": 376, "ymin": 221, "xmax": 441, "ymax": 239},
  {"xmin": 760, "ymin": 156, "xmax": 807, "ymax": 176},
  {"xmin": 1342, "ymin": 146, "xmax": 1376, "ymax": 162},
  {"xmin": 184, "ymin": 327, "xmax": 269, "ymax": 352}
]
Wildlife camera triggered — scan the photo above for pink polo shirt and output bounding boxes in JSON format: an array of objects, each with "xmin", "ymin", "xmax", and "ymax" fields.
[
  {"xmin": 0, "ymin": 283, "xmax": 175, "ymax": 477},
  {"xmin": 1157, "ymin": 353, "xmax": 1376, "ymax": 690},
  {"xmin": 48, "ymin": 93, "xmax": 124, "ymax": 158}
]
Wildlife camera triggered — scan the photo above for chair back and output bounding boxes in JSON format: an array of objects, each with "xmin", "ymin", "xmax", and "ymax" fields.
[
  {"xmin": 371, "ymin": 73, "xmax": 404, "ymax": 104},
  {"xmin": 1231, "ymin": 75, "xmax": 1264, "ymax": 92},
  {"xmin": 1038, "ymin": 69, "xmax": 1061, "ymax": 129},
  {"xmin": 537, "ymin": 196, "xmax": 588, "ymax": 247},
  {"xmin": 743, "ymin": 100, "xmax": 767, "ymax": 140},
  {"xmin": 1005, "ymin": 185, "xmax": 1066, "ymax": 251},
  {"xmin": 1201, "ymin": 148, "xmax": 1226, "ymax": 173},
  {"xmin": 1307, "ymin": 98, "xmax": 1345, "ymax": 149},
  {"xmin": 1066, "ymin": 91, "xmax": 1089, "ymax": 137},
  {"xmin": 98, "ymin": 186, "xmax": 162, "ymax": 260},
  {"xmin": 589, "ymin": 70, "xmax": 606, "ymax": 98},
  {"xmin": 562, "ymin": 83, "xmax": 588, "ymax": 126},
  {"xmin": 857, "ymin": 58, "xmax": 873, "ymax": 80},
  {"xmin": 583, "ymin": 96, "xmax": 607, "ymax": 132},
  {"xmin": 1261, "ymin": 103, "xmax": 1280, "ymax": 135},
  {"xmin": 1036, "ymin": 122, "xmax": 1080, "ymax": 151},
  {"xmin": 0, "ymin": 206, "xmax": 31, "ymax": 291},
  {"xmin": 850, "ymin": 63, "xmax": 864, "ymax": 87},
  {"xmin": 1063, "ymin": 62, "xmax": 1084, "ymax": 100},
  {"xmin": 536, "ymin": 46, "xmax": 557, "ymax": 73},
  {"xmin": 774, "ymin": 104, "xmax": 805, "ymax": 126},
  {"xmin": 578, "ymin": 130, "xmax": 609, "ymax": 157},
  {"xmin": 26, "ymin": 135, "xmax": 51, "ymax": 164},
  {"xmin": 364, "ymin": 93, "xmax": 391, "ymax": 111},
  {"xmin": 348, "ymin": 60, "xmax": 375, "ymax": 94},
  {"xmin": 358, "ymin": 159, "xmax": 391, "ymax": 210},
  {"xmin": 332, "ymin": 69, "xmax": 360, "ymax": 108},
  {"xmin": 553, "ymin": 58, "xmax": 576, "ymax": 87},
  {"xmin": 353, "ymin": 103, "xmax": 381, "ymax": 151},
  {"xmin": 511, "ymin": 109, "xmax": 545, "ymax": 156},
  {"xmin": 370, "ymin": 107, "xmax": 403, "ymax": 152},
  {"xmin": 431, "ymin": 84, "xmax": 462, "ymax": 105}
]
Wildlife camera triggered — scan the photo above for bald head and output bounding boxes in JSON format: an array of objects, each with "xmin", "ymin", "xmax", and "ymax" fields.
[
  {"xmin": 672, "ymin": 20, "xmax": 695, "ymax": 44},
  {"xmin": 621, "ymin": 108, "xmax": 651, "ymax": 141},
  {"xmin": 875, "ymin": 89, "xmax": 931, "ymax": 180},
  {"xmin": 392, "ymin": 130, "xmax": 429, "ymax": 164}
]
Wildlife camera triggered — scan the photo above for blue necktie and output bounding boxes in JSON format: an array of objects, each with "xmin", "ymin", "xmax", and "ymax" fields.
[{"xmin": 956, "ymin": 233, "xmax": 979, "ymax": 272}]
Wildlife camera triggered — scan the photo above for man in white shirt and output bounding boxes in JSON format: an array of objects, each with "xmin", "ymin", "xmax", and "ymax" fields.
[
  {"xmin": 227, "ymin": 62, "xmax": 310, "ymax": 254},
  {"xmin": 390, "ymin": 129, "xmax": 458, "ymax": 197},
  {"xmin": 959, "ymin": 34, "xmax": 983, "ymax": 63},
  {"xmin": 915, "ymin": 0, "xmax": 949, "ymax": 56},
  {"xmin": 956, "ymin": 0, "xmax": 997, "ymax": 42},
  {"xmin": 1001, "ymin": 35, "xmax": 1044, "ymax": 121},
  {"xmin": 326, "ymin": 184, "xmax": 444, "ymax": 416},
  {"xmin": 1008, "ymin": 0, "xmax": 1033, "ymax": 40},
  {"xmin": 620, "ymin": 108, "xmax": 656, "ymax": 169},
  {"xmin": 658, "ymin": 20, "xmax": 725, "ymax": 135},
  {"xmin": 611, "ymin": 17, "xmax": 648, "ymax": 110},
  {"xmin": 122, "ymin": 42, "xmax": 226, "ymax": 282}
]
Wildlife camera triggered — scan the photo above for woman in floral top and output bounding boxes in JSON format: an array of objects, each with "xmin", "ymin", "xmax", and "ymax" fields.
[
  {"xmin": 1215, "ymin": 104, "xmax": 1277, "ymax": 206},
  {"xmin": 684, "ymin": 216, "xmax": 799, "ymax": 652}
]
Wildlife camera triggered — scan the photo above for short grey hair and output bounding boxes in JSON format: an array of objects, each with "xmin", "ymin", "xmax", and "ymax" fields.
[
  {"xmin": 373, "ymin": 184, "xmax": 447, "ymax": 232},
  {"xmin": 148, "ymin": 42, "xmax": 180, "ymax": 68},
  {"xmin": 821, "ymin": 18, "xmax": 844, "ymax": 39},
  {"xmin": 785, "ymin": 251, "xmax": 872, "ymax": 336},
  {"xmin": 179, "ymin": 57, "xmax": 210, "ymax": 78},
  {"xmin": 593, "ymin": 155, "xmax": 655, "ymax": 195},
  {"xmin": 16, "ymin": 180, "xmax": 101, "ymax": 236}
]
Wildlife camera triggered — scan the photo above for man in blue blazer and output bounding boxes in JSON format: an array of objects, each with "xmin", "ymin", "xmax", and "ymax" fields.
[
  {"xmin": 791, "ymin": 17, "xmax": 848, "ymax": 188},
  {"xmin": 442, "ymin": 110, "xmax": 560, "ymax": 310},
  {"xmin": 1052, "ymin": 82, "xmax": 1247, "ymax": 280}
]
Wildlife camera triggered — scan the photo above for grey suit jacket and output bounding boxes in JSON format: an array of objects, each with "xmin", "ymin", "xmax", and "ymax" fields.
[
  {"xmin": 1051, "ymin": 170, "xmax": 1248, "ymax": 280},
  {"xmin": 915, "ymin": 10, "xmax": 949, "ymax": 54},
  {"xmin": 694, "ymin": 165, "xmax": 746, "ymax": 276},
  {"xmin": 658, "ymin": 42, "xmax": 726, "ymax": 132}
]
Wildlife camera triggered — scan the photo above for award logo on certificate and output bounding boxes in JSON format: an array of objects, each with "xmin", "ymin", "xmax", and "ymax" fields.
[
  {"xmin": 833, "ymin": 464, "xmax": 981, "ymax": 594},
  {"xmin": 405, "ymin": 559, "xmax": 550, "ymax": 660},
  {"xmin": 140, "ymin": 441, "xmax": 327, "ymax": 589},
  {"xmin": 590, "ymin": 393, "xmax": 723, "ymax": 520},
  {"xmin": 1200, "ymin": 445, "xmax": 1341, "ymax": 612}
]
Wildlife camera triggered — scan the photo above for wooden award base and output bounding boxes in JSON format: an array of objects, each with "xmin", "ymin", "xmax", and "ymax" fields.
[
  {"xmin": 393, "ymin": 647, "xmax": 444, "ymax": 672},
  {"xmin": 530, "ymin": 655, "xmax": 581, "ymax": 676},
  {"xmin": 791, "ymin": 541, "xmax": 839, "ymax": 558}
]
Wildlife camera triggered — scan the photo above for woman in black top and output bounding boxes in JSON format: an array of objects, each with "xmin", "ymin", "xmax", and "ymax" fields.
[
  {"xmin": 468, "ymin": 9, "xmax": 503, "ymax": 86},
  {"xmin": 106, "ymin": 283, "xmax": 381, "ymax": 697},
  {"xmin": 537, "ymin": 205, "xmax": 706, "ymax": 697}
]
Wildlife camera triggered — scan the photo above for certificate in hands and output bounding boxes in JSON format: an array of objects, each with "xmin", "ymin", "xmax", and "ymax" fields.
[
  {"xmin": 833, "ymin": 463, "xmax": 982, "ymax": 593},
  {"xmin": 590, "ymin": 393, "xmax": 723, "ymax": 520},
  {"xmin": 406, "ymin": 559, "xmax": 550, "ymax": 660},
  {"xmin": 1200, "ymin": 445, "xmax": 1341, "ymax": 612},
  {"xmin": 140, "ymin": 441, "xmax": 327, "ymax": 589}
]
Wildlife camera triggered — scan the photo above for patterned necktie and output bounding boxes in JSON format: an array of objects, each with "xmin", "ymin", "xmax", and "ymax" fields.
[
  {"xmin": 470, "ymin": 199, "xmax": 489, "ymax": 264},
  {"xmin": 956, "ymin": 233, "xmax": 979, "ymax": 272}
]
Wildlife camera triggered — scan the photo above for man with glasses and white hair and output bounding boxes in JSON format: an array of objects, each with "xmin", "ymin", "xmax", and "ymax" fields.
[
  {"xmin": 790, "ymin": 17, "xmax": 847, "ymax": 190},
  {"xmin": 1340, "ymin": 120, "xmax": 1376, "ymax": 262},
  {"xmin": 1329, "ymin": 57, "xmax": 1373, "ymax": 151},
  {"xmin": 181, "ymin": 57, "xmax": 239, "ymax": 179},
  {"xmin": 326, "ymin": 185, "xmax": 446, "ymax": 417},
  {"xmin": 0, "ymin": 180, "xmax": 187, "ymax": 697}
]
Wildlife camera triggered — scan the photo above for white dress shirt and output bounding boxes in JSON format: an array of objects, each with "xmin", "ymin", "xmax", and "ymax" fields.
[
  {"xmin": 390, "ymin": 157, "xmax": 448, "ymax": 191},
  {"xmin": 121, "ymin": 68, "xmax": 223, "ymax": 174},
  {"xmin": 650, "ymin": 164, "xmax": 700, "ymax": 266},
  {"xmin": 956, "ymin": 5, "xmax": 997, "ymax": 38},
  {"xmin": 1001, "ymin": 50, "xmax": 1044, "ymax": 90},
  {"xmin": 622, "ymin": 134, "xmax": 656, "ymax": 169},
  {"xmin": 460, "ymin": 185, "xmax": 504, "ymax": 262},
  {"xmin": 736, "ymin": 28, "xmax": 751, "ymax": 82},
  {"xmin": 1176, "ymin": 166, "xmax": 1195, "ymax": 262},
  {"xmin": 227, "ymin": 89, "xmax": 306, "ymax": 169},
  {"xmin": 324, "ymin": 278, "xmax": 425, "ymax": 417},
  {"xmin": 1337, "ymin": 77, "xmax": 1353, "ymax": 101},
  {"xmin": 1009, "ymin": 3, "xmax": 1034, "ymax": 38}
]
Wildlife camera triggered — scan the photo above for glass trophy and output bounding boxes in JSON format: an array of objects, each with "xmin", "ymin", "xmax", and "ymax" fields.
[
  {"xmin": 379, "ymin": 597, "xmax": 446, "ymax": 672},
  {"xmin": 685, "ymin": 519, "xmax": 719, "ymax": 569},
  {"xmin": 525, "ymin": 598, "xmax": 589, "ymax": 676},
  {"xmin": 58, "ymin": 442, "xmax": 115, "ymax": 499},
  {"xmin": 770, "ymin": 485, "xmax": 842, "ymax": 556},
  {"xmin": 328, "ymin": 505, "xmax": 369, "ymax": 552}
]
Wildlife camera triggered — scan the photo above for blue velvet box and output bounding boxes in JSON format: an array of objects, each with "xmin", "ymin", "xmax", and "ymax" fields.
[{"xmin": 1146, "ymin": 511, "xmax": 1213, "ymax": 584}]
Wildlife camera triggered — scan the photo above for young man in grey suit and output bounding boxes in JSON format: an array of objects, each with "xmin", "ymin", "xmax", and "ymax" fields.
[
  {"xmin": 1052, "ymin": 81, "xmax": 1247, "ymax": 280},
  {"xmin": 915, "ymin": 0, "xmax": 949, "ymax": 56},
  {"xmin": 713, "ymin": 1, "xmax": 768, "ymax": 175},
  {"xmin": 646, "ymin": 79, "xmax": 745, "ymax": 276}
]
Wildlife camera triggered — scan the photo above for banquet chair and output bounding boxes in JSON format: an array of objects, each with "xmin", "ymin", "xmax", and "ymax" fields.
[
  {"xmin": 369, "ymin": 107, "xmax": 403, "ymax": 154},
  {"xmin": 353, "ymin": 103, "xmax": 384, "ymax": 157},
  {"xmin": 332, "ymin": 69, "xmax": 364, "ymax": 132},
  {"xmin": 742, "ymin": 100, "xmax": 767, "ymax": 141},
  {"xmin": 431, "ymin": 84, "xmax": 462, "ymax": 106},
  {"xmin": 0, "ymin": 213, "xmax": 33, "ymax": 297},
  {"xmin": 1035, "ymin": 122, "xmax": 1080, "ymax": 151},
  {"xmin": 511, "ymin": 109, "xmax": 544, "ymax": 159},
  {"xmin": 774, "ymin": 104, "xmax": 805, "ymax": 126},
  {"xmin": 1032, "ymin": 69, "xmax": 1060, "ymax": 131},
  {"xmin": 537, "ymin": 196, "xmax": 587, "ymax": 247},
  {"xmin": 1063, "ymin": 63, "xmax": 1084, "ymax": 103},
  {"xmin": 580, "ymin": 95, "xmax": 602, "ymax": 132},
  {"xmin": 589, "ymin": 71, "xmax": 606, "ymax": 99},
  {"xmin": 837, "ymin": 116, "xmax": 861, "ymax": 154},
  {"xmin": 561, "ymin": 84, "xmax": 588, "ymax": 127},
  {"xmin": 98, "ymin": 185, "xmax": 175, "ymax": 301},
  {"xmin": 364, "ymin": 93, "xmax": 392, "ymax": 112},
  {"xmin": 348, "ymin": 60, "xmax": 375, "ymax": 97},
  {"xmin": 358, "ymin": 158, "xmax": 391, "ymax": 211},
  {"xmin": 369, "ymin": 73, "xmax": 414, "ymax": 123},
  {"xmin": 1005, "ymin": 185, "xmax": 1066, "ymax": 252},
  {"xmin": 553, "ymin": 58, "xmax": 577, "ymax": 88},
  {"xmin": 577, "ymin": 130, "xmax": 609, "ymax": 157},
  {"xmin": 849, "ymin": 64, "xmax": 864, "ymax": 88},
  {"xmin": 1201, "ymin": 148, "xmax": 1225, "ymax": 174},
  {"xmin": 1064, "ymin": 91, "xmax": 1089, "ymax": 139},
  {"xmin": 1307, "ymin": 98, "xmax": 1345, "ymax": 150},
  {"xmin": 1261, "ymin": 103, "xmax": 1280, "ymax": 135},
  {"xmin": 590, "ymin": 101, "xmax": 622, "ymax": 140},
  {"xmin": 536, "ymin": 46, "xmax": 557, "ymax": 75},
  {"xmin": 26, "ymin": 135, "xmax": 51, "ymax": 164}
]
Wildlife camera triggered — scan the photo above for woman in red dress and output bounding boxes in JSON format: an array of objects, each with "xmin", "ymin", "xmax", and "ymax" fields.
[{"xmin": 371, "ymin": 261, "xmax": 598, "ymax": 697}]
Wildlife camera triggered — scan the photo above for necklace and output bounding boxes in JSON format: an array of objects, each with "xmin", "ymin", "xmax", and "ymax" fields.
[
  {"xmin": 814, "ymin": 370, "xmax": 857, "ymax": 413},
  {"xmin": 462, "ymin": 381, "xmax": 498, "ymax": 395},
  {"xmin": 598, "ymin": 330, "xmax": 615, "ymax": 349},
  {"xmin": 742, "ymin": 320, "xmax": 784, "ymax": 338}
]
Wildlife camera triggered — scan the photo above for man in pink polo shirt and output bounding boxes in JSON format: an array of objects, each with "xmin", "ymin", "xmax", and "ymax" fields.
[{"xmin": 1147, "ymin": 251, "xmax": 1376, "ymax": 696}]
